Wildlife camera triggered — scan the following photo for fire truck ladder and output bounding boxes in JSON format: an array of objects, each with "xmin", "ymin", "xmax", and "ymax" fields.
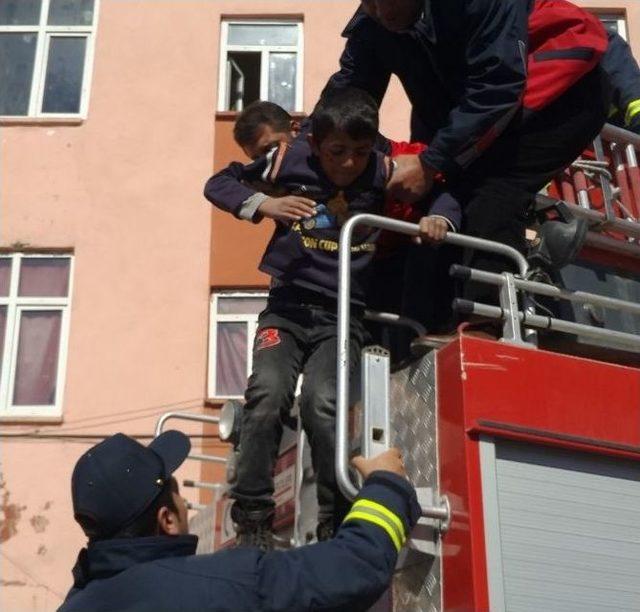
[{"xmin": 155, "ymin": 412, "xmax": 226, "ymax": 511}]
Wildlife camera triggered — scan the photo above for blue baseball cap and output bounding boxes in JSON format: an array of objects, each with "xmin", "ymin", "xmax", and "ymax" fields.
[{"xmin": 71, "ymin": 431, "xmax": 191, "ymax": 538}]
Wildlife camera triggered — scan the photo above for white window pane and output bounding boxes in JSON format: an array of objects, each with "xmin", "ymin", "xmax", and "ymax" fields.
[
  {"xmin": 269, "ymin": 53, "xmax": 296, "ymax": 112},
  {"xmin": 217, "ymin": 297, "xmax": 267, "ymax": 315},
  {"xmin": 47, "ymin": 0, "xmax": 93, "ymax": 26},
  {"xmin": 0, "ymin": 259, "xmax": 11, "ymax": 296},
  {"xmin": 0, "ymin": 0, "xmax": 41, "ymax": 25},
  {"xmin": 216, "ymin": 322, "xmax": 247, "ymax": 396},
  {"xmin": 42, "ymin": 36, "xmax": 86, "ymax": 114},
  {"xmin": 19, "ymin": 258, "xmax": 70, "ymax": 297},
  {"xmin": 0, "ymin": 33, "xmax": 37, "ymax": 115},
  {"xmin": 13, "ymin": 310, "xmax": 62, "ymax": 406},
  {"xmin": 228, "ymin": 24, "xmax": 298, "ymax": 47},
  {"xmin": 0, "ymin": 306, "xmax": 6, "ymax": 380},
  {"xmin": 227, "ymin": 51, "xmax": 260, "ymax": 111}
]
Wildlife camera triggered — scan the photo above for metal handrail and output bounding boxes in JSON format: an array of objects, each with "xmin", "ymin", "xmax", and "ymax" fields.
[
  {"xmin": 336, "ymin": 214, "xmax": 528, "ymax": 514},
  {"xmin": 364, "ymin": 309, "xmax": 427, "ymax": 337},
  {"xmin": 456, "ymin": 299, "xmax": 640, "ymax": 351},
  {"xmin": 183, "ymin": 479, "xmax": 225, "ymax": 492},
  {"xmin": 451, "ymin": 264, "xmax": 640, "ymax": 318},
  {"xmin": 601, "ymin": 123, "xmax": 640, "ymax": 149},
  {"xmin": 154, "ymin": 412, "xmax": 227, "ymax": 464}
]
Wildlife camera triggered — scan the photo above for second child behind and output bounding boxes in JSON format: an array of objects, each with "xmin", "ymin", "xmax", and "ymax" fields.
[{"xmin": 204, "ymin": 88, "xmax": 456, "ymax": 549}]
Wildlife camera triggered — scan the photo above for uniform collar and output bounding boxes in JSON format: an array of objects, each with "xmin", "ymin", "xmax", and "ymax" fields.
[{"xmin": 70, "ymin": 534, "xmax": 198, "ymax": 590}]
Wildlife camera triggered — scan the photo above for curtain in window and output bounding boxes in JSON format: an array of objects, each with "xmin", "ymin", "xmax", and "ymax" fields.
[
  {"xmin": 0, "ymin": 259, "xmax": 10, "ymax": 296},
  {"xmin": 216, "ymin": 322, "xmax": 247, "ymax": 397},
  {"xmin": 0, "ymin": 306, "xmax": 6, "ymax": 378},
  {"xmin": 13, "ymin": 310, "xmax": 62, "ymax": 405},
  {"xmin": 19, "ymin": 257, "xmax": 70, "ymax": 297}
]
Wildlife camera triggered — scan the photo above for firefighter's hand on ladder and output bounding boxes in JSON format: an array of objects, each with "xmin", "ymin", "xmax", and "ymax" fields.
[{"xmin": 351, "ymin": 448, "xmax": 407, "ymax": 480}]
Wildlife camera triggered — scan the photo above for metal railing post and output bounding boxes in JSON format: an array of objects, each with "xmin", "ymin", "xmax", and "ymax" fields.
[
  {"xmin": 336, "ymin": 214, "xmax": 530, "ymax": 522},
  {"xmin": 499, "ymin": 273, "xmax": 527, "ymax": 346},
  {"xmin": 154, "ymin": 412, "xmax": 226, "ymax": 464}
]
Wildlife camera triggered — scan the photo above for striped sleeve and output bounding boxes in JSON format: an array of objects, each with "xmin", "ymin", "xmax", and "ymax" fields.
[{"xmin": 343, "ymin": 497, "xmax": 407, "ymax": 552}]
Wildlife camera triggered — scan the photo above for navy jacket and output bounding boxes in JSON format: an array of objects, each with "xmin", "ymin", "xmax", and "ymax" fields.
[
  {"xmin": 207, "ymin": 139, "xmax": 387, "ymax": 300},
  {"xmin": 603, "ymin": 31, "xmax": 640, "ymax": 133},
  {"xmin": 326, "ymin": 1, "xmax": 532, "ymax": 176},
  {"xmin": 205, "ymin": 139, "xmax": 460, "ymax": 301},
  {"xmin": 60, "ymin": 471, "xmax": 421, "ymax": 612}
]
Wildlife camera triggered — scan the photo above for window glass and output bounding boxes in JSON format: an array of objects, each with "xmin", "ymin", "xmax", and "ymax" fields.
[
  {"xmin": 13, "ymin": 310, "xmax": 62, "ymax": 406},
  {"xmin": 19, "ymin": 258, "xmax": 70, "ymax": 297},
  {"xmin": 228, "ymin": 23, "xmax": 297, "ymax": 46},
  {"xmin": 47, "ymin": 0, "xmax": 93, "ymax": 26},
  {"xmin": 41, "ymin": 36, "xmax": 86, "ymax": 113},
  {"xmin": 0, "ymin": 0, "xmax": 41, "ymax": 25},
  {"xmin": 216, "ymin": 322, "xmax": 247, "ymax": 397},
  {"xmin": 227, "ymin": 51, "xmax": 260, "ymax": 111},
  {"xmin": 0, "ymin": 33, "xmax": 37, "ymax": 115},
  {"xmin": 269, "ymin": 53, "xmax": 296, "ymax": 112},
  {"xmin": 217, "ymin": 296, "xmax": 267, "ymax": 315},
  {"xmin": 0, "ymin": 259, "xmax": 11, "ymax": 297}
]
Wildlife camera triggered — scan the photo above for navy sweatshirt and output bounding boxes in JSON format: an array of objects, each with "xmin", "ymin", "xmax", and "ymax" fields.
[{"xmin": 204, "ymin": 139, "xmax": 461, "ymax": 302}]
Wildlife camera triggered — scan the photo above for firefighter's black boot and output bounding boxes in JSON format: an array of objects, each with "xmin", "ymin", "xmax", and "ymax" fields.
[{"xmin": 231, "ymin": 504, "xmax": 275, "ymax": 552}]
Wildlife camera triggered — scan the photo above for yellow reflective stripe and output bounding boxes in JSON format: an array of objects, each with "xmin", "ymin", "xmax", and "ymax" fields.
[
  {"xmin": 625, "ymin": 99, "xmax": 640, "ymax": 125},
  {"xmin": 343, "ymin": 510, "xmax": 402, "ymax": 552},
  {"xmin": 352, "ymin": 499, "xmax": 405, "ymax": 539}
]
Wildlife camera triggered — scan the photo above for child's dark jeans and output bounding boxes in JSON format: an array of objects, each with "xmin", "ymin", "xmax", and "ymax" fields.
[{"xmin": 230, "ymin": 287, "xmax": 365, "ymax": 529}]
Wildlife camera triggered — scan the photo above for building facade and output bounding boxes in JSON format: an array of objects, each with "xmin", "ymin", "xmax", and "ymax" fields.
[{"xmin": 0, "ymin": 1, "xmax": 637, "ymax": 608}]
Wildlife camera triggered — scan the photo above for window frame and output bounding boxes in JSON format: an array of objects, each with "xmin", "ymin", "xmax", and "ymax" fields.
[
  {"xmin": 0, "ymin": 253, "xmax": 74, "ymax": 420},
  {"xmin": 208, "ymin": 290, "xmax": 268, "ymax": 400},
  {"xmin": 217, "ymin": 19, "xmax": 304, "ymax": 113},
  {"xmin": 0, "ymin": 0, "xmax": 99, "ymax": 119},
  {"xmin": 598, "ymin": 13, "xmax": 627, "ymax": 40}
]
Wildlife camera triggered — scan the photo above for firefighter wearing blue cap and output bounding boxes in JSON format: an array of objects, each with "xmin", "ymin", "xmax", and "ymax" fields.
[{"xmin": 59, "ymin": 432, "xmax": 420, "ymax": 612}]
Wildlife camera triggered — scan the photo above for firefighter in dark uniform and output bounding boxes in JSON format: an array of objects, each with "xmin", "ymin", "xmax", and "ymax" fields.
[
  {"xmin": 59, "ymin": 431, "xmax": 420, "ymax": 612},
  {"xmin": 326, "ymin": 0, "xmax": 610, "ymax": 319},
  {"xmin": 604, "ymin": 31, "xmax": 640, "ymax": 134}
]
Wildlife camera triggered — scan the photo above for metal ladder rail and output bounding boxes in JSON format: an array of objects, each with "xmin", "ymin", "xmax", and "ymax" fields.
[
  {"xmin": 364, "ymin": 310, "xmax": 427, "ymax": 337},
  {"xmin": 154, "ymin": 412, "xmax": 227, "ymax": 464},
  {"xmin": 336, "ymin": 214, "xmax": 530, "ymax": 524},
  {"xmin": 450, "ymin": 264, "xmax": 640, "ymax": 352}
]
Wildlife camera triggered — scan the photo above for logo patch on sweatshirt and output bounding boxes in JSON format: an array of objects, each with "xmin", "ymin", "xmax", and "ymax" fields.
[{"xmin": 255, "ymin": 328, "xmax": 281, "ymax": 351}]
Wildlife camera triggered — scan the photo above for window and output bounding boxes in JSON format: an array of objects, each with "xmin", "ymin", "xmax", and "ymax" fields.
[
  {"xmin": 208, "ymin": 291, "xmax": 268, "ymax": 399},
  {"xmin": 0, "ymin": 0, "xmax": 98, "ymax": 118},
  {"xmin": 599, "ymin": 14, "xmax": 627, "ymax": 40},
  {"xmin": 0, "ymin": 254, "xmax": 73, "ymax": 418},
  {"xmin": 218, "ymin": 20, "xmax": 303, "ymax": 113}
]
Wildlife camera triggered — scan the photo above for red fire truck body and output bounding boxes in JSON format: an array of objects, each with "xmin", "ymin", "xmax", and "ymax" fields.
[{"xmin": 436, "ymin": 336, "xmax": 640, "ymax": 610}]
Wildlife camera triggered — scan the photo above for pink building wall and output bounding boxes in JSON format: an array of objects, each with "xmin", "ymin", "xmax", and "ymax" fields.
[
  {"xmin": 0, "ymin": 1, "xmax": 638, "ymax": 609},
  {"xmin": 0, "ymin": 3, "xmax": 409, "ymax": 608},
  {"xmin": 0, "ymin": 2, "xmax": 217, "ymax": 608}
]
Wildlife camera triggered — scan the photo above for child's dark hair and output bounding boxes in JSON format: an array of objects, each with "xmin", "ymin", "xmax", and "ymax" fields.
[
  {"xmin": 311, "ymin": 87, "xmax": 379, "ymax": 144},
  {"xmin": 234, "ymin": 101, "xmax": 292, "ymax": 147}
]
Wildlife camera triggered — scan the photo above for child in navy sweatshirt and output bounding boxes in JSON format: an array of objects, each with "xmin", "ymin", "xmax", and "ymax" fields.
[{"xmin": 204, "ymin": 88, "xmax": 459, "ymax": 549}]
